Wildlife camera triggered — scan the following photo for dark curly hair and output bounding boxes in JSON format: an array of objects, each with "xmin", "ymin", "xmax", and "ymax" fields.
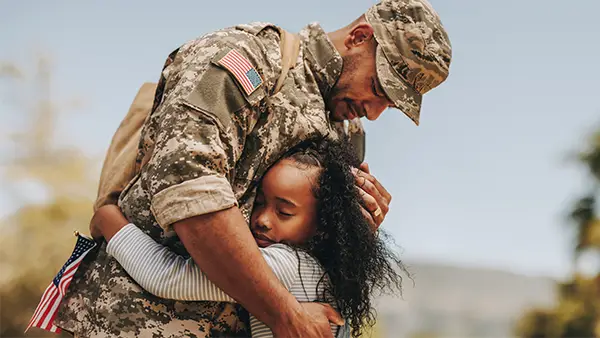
[{"xmin": 281, "ymin": 138, "xmax": 408, "ymax": 337}]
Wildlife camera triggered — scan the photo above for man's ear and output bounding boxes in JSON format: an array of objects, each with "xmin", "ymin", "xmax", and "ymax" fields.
[{"xmin": 344, "ymin": 23, "xmax": 374, "ymax": 49}]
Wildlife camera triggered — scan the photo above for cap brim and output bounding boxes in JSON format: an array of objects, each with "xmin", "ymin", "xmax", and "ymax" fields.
[{"xmin": 375, "ymin": 45, "xmax": 422, "ymax": 125}]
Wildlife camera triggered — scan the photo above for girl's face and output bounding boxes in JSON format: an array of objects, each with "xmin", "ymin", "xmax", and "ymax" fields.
[{"xmin": 250, "ymin": 159, "xmax": 319, "ymax": 248}]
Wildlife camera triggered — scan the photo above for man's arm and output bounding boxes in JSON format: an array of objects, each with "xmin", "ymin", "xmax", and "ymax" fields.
[
  {"xmin": 95, "ymin": 204, "xmax": 342, "ymax": 335},
  {"xmin": 95, "ymin": 206, "xmax": 297, "ymax": 302},
  {"xmin": 173, "ymin": 207, "xmax": 343, "ymax": 337},
  {"xmin": 90, "ymin": 205, "xmax": 336, "ymax": 337}
]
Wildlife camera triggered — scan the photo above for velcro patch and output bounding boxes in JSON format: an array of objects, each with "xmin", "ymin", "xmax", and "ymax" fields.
[{"xmin": 216, "ymin": 49, "xmax": 263, "ymax": 96}]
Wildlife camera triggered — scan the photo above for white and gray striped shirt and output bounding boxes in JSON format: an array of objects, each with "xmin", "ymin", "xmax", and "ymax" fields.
[{"xmin": 106, "ymin": 224, "xmax": 347, "ymax": 338}]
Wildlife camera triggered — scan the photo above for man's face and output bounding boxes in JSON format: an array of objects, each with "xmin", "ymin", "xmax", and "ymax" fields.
[{"xmin": 327, "ymin": 43, "xmax": 394, "ymax": 122}]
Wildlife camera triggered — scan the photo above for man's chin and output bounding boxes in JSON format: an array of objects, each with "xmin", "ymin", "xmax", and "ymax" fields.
[{"xmin": 329, "ymin": 103, "xmax": 350, "ymax": 122}]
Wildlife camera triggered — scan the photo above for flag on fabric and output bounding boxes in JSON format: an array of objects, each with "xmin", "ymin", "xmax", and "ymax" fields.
[
  {"xmin": 25, "ymin": 231, "xmax": 96, "ymax": 334},
  {"xmin": 216, "ymin": 49, "xmax": 263, "ymax": 96}
]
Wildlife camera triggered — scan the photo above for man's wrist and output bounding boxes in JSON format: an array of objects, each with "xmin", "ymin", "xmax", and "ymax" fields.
[{"xmin": 265, "ymin": 296, "xmax": 305, "ymax": 334}]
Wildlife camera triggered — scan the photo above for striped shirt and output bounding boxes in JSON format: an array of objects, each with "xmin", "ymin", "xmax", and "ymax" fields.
[{"xmin": 106, "ymin": 224, "xmax": 348, "ymax": 338}]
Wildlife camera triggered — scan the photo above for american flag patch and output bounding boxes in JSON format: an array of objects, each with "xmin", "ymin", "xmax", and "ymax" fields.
[
  {"xmin": 25, "ymin": 232, "xmax": 96, "ymax": 334},
  {"xmin": 217, "ymin": 49, "xmax": 263, "ymax": 96}
]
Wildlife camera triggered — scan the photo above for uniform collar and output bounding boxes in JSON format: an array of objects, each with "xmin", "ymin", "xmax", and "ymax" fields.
[{"xmin": 300, "ymin": 23, "xmax": 343, "ymax": 100}]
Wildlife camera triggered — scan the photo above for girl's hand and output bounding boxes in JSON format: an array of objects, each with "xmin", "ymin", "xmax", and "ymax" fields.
[{"xmin": 89, "ymin": 204, "xmax": 129, "ymax": 243}]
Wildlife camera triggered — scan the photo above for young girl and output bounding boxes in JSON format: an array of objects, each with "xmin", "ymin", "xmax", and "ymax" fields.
[{"xmin": 93, "ymin": 139, "xmax": 406, "ymax": 338}]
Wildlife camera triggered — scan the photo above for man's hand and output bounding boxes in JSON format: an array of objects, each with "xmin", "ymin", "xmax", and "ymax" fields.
[
  {"xmin": 271, "ymin": 303, "xmax": 344, "ymax": 338},
  {"xmin": 352, "ymin": 162, "xmax": 392, "ymax": 230}
]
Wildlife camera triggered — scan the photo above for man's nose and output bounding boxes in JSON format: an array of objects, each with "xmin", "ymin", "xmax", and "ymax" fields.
[{"xmin": 366, "ymin": 102, "xmax": 387, "ymax": 121}]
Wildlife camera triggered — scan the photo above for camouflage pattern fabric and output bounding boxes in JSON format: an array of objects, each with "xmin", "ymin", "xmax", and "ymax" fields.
[
  {"xmin": 55, "ymin": 22, "xmax": 358, "ymax": 337},
  {"xmin": 366, "ymin": 0, "xmax": 452, "ymax": 125},
  {"xmin": 55, "ymin": 0, "xmax": 453, "ymax": 334}
]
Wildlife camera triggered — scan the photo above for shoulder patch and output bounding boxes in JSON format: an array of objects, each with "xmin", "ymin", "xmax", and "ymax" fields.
[{"xmin": 214, "ymin": 49, "xmax": 263, "ymax": 96}]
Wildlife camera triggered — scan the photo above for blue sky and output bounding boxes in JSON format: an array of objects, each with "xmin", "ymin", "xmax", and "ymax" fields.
[{"xmin": 1, "ymin": 0, "xmax": 599, "ymax": 279}]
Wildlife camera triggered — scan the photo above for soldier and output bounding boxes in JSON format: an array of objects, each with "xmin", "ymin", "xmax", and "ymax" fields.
[{"xmin": 55, "ymin": 0, "xmax": 451, "ymax": 337}]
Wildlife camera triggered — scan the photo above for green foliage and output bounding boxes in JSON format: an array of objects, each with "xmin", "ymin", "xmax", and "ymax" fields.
[{"xmin": 516, "ymin": 127, "xmax": 600, "ymax": 338}]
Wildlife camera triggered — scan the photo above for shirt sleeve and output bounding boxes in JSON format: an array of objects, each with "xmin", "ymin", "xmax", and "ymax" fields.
[
  {"xmin": 106, "ymin": 223, "xmax": 299, "ymax": 302},
  {"xmin": 141, "ymin": 34, "xmax": 278, "ymax": 231}
]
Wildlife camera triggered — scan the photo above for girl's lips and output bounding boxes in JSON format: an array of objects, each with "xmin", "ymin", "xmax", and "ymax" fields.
[{"xmin": 252, "ymin": 233, "xmax": 276, "ymax": 247}]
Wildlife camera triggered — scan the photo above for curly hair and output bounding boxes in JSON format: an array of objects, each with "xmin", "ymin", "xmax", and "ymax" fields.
[{"xmin": 282, "ymin": 138, "xmax": 408, "ymax": 337}]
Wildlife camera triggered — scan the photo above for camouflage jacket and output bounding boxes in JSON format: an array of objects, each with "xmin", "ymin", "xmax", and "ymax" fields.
[{"xmin": 56, "ymin": 22, "xmax": 364, "ymax": 337}]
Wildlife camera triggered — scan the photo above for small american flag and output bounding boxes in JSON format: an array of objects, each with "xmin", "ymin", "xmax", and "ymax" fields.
[
  {"xmin": 217, "ymin": 49, "xmax": 263, "ymax": 96},
  {"xmin": 25, "ymin": 231, "xmax": 96, "ymax": 334}
]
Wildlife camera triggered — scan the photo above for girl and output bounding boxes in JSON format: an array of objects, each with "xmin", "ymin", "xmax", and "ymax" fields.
[{"xmin": 93, "ymin": 139, "xmax": 407, "ymax": 338}]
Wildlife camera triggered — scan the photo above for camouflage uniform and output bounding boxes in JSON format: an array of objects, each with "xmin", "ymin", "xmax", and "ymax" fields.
[
  {"xmin": 56, "ymin": 22, "xmax": 358, "ymax": 338},
  {"xmin": 55, "ymin": 0, "xmax": 451, "ymax": 336}
]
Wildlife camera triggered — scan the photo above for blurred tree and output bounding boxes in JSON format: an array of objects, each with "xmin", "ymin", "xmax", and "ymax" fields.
[
  {"xmin": 515, "ymin": 128, "xmax": 600, "ymax": 338},
  {"xmin": 0, "ymin": 56, "xmax": 98, "ymax": 337},
  {"xmin": 570, "ymin": 129, "xmax": 600, "ymax": 257}
]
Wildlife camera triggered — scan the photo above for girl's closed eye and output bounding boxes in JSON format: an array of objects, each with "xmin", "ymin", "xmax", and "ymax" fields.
[
  {"xmin": 278, "ymin": 209, "xmax": 294, "ymax": 217},
  {"xmin": 276, "ymin": 198, "xmax": 297, "ymax": 218}
]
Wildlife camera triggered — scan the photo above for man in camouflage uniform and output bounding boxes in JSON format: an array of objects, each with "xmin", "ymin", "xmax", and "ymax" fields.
[{"xmin": 56, "ymin": 0, "xmax": 451, "ymax": 336}]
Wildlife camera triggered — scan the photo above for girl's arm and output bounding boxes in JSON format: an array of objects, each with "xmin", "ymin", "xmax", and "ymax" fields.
[{"xmin": 106, "ymin": 223, "xmax": 299, "ymax": 302}]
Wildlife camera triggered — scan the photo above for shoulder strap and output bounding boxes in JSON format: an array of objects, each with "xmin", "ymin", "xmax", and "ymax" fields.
[{"xmin": 274, "ymin": 29, "xmax": 300, "ymax": 94}]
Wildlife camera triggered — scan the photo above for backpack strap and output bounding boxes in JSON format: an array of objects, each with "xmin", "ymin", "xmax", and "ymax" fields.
[{"xmin": 274, "ymin": 29, "xmax": 300, "ymax": 94}]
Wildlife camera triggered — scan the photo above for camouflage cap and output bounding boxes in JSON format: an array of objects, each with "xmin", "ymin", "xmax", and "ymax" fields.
[{"xmin": 365, "ymin": 0, "xmax": 452, "ymax": 125}]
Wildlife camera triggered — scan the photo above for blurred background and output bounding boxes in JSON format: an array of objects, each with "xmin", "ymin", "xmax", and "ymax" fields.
[{"xmin": 1, "ymin": 0, "xmax": 599, "ymax": 337}]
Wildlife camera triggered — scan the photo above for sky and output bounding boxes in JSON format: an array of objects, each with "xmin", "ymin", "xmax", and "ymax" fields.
[{"xmin": 1, "ymin": 0, "xmax": 599, "ymax": 279}]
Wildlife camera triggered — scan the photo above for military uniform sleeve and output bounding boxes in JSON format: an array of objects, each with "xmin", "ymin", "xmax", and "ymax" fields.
[{"xmin": 142, "ymin": 35, "xmax": 279, "ymax": 230}]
